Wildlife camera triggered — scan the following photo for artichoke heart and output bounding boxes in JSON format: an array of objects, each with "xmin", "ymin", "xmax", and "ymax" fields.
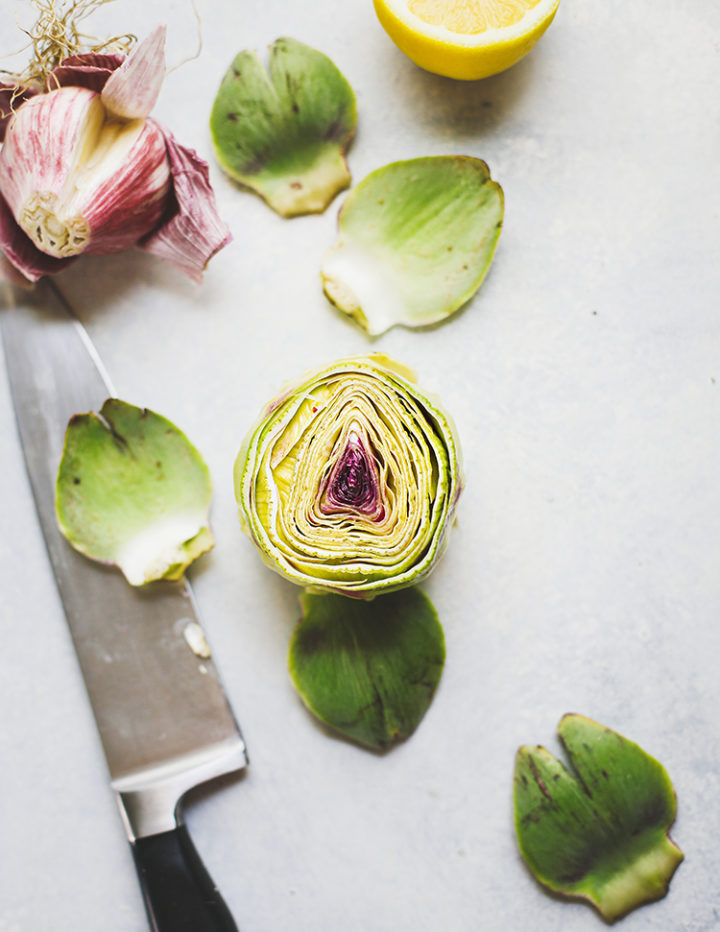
[{"xmin": 234, "ymin": 355, "xmax": 463, "ymax": 597}]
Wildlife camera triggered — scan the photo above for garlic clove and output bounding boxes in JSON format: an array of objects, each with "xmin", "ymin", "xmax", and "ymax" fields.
[
  {"xmin": 101, "ymin": 25, "xmax": 166, "ymax": 121},
  {"xmin": 138, "ymin": 126, "xmax": 232, "ymax": 282},
  {"xmin": 0, "ymin": 87, "xmax": 100, "ymax": 220},
  {"xmin": 71, "ymin": 118, "xmax": 171, "ymax": 255},
  {"xmin": 0, "ymin": 86, "xmax": 171, "ymax": 260}
]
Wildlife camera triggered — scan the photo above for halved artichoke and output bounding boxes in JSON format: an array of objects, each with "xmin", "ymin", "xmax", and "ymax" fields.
[
  {"xmin": 56, "ymin": 399, "xmax": 213, "ymax": 585},
  {"xmin": 234, "ymin": 355, "xmax": 462, "ymax": 597}
]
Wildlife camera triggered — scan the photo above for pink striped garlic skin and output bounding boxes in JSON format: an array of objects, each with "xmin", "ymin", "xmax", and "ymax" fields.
[
  {"xmin": 0, "ymin": 26, "xmax": 231, "ymax": 282},
  {"xmin": 0, "ymin": 86, "xmax": 170, "ymax": 259}
]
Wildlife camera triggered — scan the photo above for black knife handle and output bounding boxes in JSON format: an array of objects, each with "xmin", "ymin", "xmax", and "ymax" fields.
[{"xmin": 132, "ymin": 822, "xmax": 238, "ymax": 932}]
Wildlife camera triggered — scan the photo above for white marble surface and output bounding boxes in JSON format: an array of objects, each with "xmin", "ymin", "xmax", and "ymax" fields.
[{"xmin": 1, "ymin": 1, "xmax": 720, "ymax": 929}]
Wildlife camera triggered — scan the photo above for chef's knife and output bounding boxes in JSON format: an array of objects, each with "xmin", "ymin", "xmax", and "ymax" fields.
[{"xmin": 1, "ymin": 278, "xmax": 247, "ymax": 932}]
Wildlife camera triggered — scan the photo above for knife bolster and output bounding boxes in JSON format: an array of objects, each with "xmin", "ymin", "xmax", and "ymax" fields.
[{"xmin": 114, "ymin": 736, "xmax": 247, "ymax": 839}]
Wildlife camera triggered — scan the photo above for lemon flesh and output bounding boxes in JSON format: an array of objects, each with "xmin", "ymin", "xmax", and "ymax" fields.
[{"xmin": 373, "ymin": 0, "xmax": 560, "ymax": 80}]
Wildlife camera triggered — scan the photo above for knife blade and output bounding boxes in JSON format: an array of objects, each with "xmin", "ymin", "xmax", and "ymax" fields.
[{"xmin": 1, "ymin": 278, "xmax": 247, "ymax": 932}]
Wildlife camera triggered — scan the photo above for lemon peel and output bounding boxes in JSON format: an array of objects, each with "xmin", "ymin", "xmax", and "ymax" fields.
[{"xmin": 373, "ymin": 0, "xmax": 561, "ymax": 80}]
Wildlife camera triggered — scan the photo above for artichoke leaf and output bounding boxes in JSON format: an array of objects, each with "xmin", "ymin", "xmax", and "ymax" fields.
[
  {"xmin": 210, "ymin": 37, "xmax": 356, "ymax": 217},
  {"xmin": 514, "ymin": 714, "xmax": 683, "ymax": 923},
  {"xmin": 289, "ymin": 588, "xmax": 445, "ymax": 750},
  {"xmin": 321, "ymin": 156, "xmax": 503, "ymax": 334},
  {"xmin": 56, "ymin": 399, "xmax": 214, "ymax": 586}
]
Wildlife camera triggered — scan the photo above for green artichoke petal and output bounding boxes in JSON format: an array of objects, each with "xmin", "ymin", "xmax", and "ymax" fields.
[
  {"xmin": 210, "ymin": 37, "xmax": 356, "ymax": 216},
  {"xmin": 321, "ymin": 155, "xmax": 504, "ymax": 334},
  {"xmin": 514, "ymin": 714, "xmax": 684, "ymax": 922},
  {"xmin": 56, "ymin": 399, "xmax": 214, "ymax": 586},
  {"xmin": 234, "ymin": 355, "xmax": 462, "ymax": 598},
  {"xmin": 289, "ymin": 588, "xmax": 445, "ymax": 750}
]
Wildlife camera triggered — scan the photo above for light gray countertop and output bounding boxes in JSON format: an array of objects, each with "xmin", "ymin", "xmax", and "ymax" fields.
[{"xmin": 1, "ymin": 1, "xmax": 719, "ymax": 929}]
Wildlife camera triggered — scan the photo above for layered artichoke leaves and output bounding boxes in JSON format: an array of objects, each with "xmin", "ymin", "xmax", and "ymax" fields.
[{"xmin": 234, "ymin": 354, "xmax": 462, "ymax": 598}]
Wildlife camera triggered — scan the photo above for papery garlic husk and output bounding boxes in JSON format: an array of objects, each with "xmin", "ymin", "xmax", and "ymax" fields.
[{"xmin": 0, "ymin": 85, "xmax": 170, "ymax": 259}]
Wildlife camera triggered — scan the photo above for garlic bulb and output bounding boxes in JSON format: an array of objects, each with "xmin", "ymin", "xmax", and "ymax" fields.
[
  {"xmin": 0, "ymin": 86, "xmax": 170, "ymax": 259},
  {"xmin": 0, "ymin": 26, "xmax": 230, "ymax": 282}
]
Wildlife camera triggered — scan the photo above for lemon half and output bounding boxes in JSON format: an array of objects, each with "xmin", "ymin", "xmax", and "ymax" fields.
[{"xmin": 373, "ymin": 0, "xmax": 561, "ymax": 81}]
